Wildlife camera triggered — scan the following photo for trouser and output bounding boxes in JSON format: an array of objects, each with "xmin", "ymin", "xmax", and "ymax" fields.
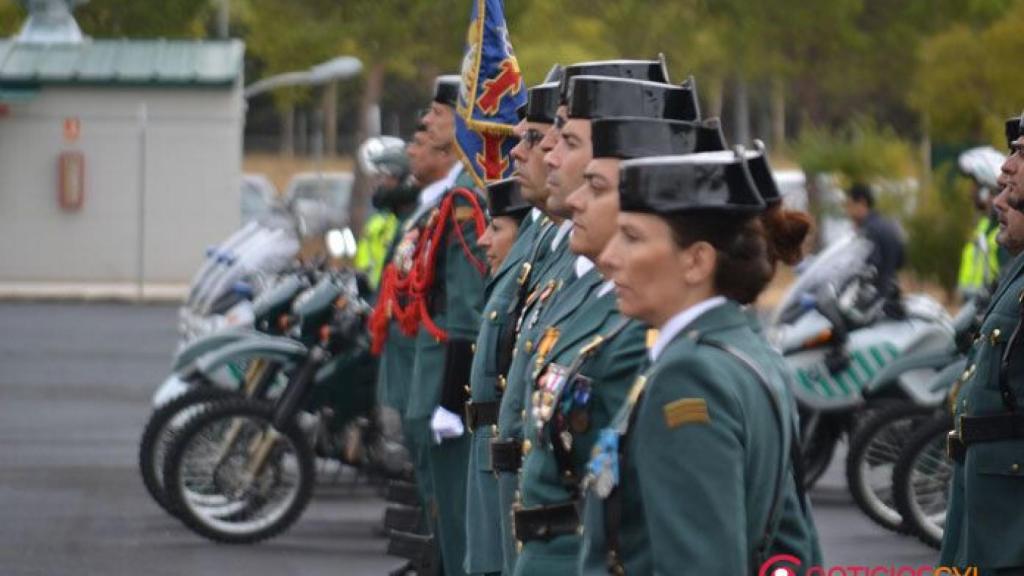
[{"xmin": 428, "ymin": 433, "xmax": 472, "ymax": 576}]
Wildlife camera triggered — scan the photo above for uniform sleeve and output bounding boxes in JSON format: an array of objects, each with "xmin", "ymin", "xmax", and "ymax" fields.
[
  {"xmin": 444, "ymin": 193, "xmax": 488, "ymax": 341},
  {"xmin": 632, "ymin": 353, "xmax": 749, "ymax": 575}
]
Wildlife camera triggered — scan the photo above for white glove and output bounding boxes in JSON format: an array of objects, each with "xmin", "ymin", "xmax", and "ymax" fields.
[{"xmin": 430, "ymin": 406, "xmax": 465, "ymax": 444}]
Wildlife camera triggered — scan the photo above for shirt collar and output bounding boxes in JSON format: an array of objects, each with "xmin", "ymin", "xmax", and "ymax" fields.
[
  {"xmin": 530, "ymin": 208, "xmax": 542, "ymax": 222},
  {"xmin": 574, "ymin": 255, "xmax": 594, "ymax": 278},
  {"xmin": 552, "ymin": 220, "xmax": 573, "ymax": 251},
  {"xmin": 597, "ymin": 280, "xmax": 615, "ymax": 297},
  {"xmin": 649, "ymin": 296, "xmax": 727, "ymax": 362},
  {"xmin": 418, "ymin": 162, "xmax": 463, "ymax": 208}
]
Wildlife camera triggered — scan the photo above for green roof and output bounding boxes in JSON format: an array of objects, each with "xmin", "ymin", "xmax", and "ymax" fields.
[{"xmin": 0, "ymin": 39, "xmax": 244, "ymax": 88}]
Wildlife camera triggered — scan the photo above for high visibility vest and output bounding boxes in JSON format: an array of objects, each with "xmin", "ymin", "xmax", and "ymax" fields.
[
  {"xmin": 958, "ymin": 217, "xmax": 1000, "ymax": 295},
  {"xmin": 355, "ymin": 212, "xmax": 399, "ymax": 291}
]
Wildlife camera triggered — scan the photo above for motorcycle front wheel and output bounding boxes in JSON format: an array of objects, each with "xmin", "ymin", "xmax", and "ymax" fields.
[
  {"xmin": 162, "ymin": 398, "xmax": 315, "ymax": 544},
  {"xmin": 892, "ymin": 413, "xmax": 953, "ymax": 549}
]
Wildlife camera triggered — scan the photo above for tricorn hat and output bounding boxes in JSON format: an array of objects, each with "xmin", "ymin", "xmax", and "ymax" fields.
[
  {"xmin": 618, "ymin": 151, "xmax": 766, "ymax": 215},
  {"xmin": 526, "ymin": 82, "xmax": 560, "ymax": 124},
  {"xmin": 696, "ymin": 118, "xmax": 727, "ymax": 153},
  {"xmin": 567, "ymin": 76, "xmax": 700, "ymax": 122},
  {"xmin": 558, "ymin": 57, "xmax": 670, "ymax": 104},
  {"xmin": 1007, "ymin": 114, "xmax": 1022, "ymax": 152},
  {"xmin": 486, "ymin": 178, "xmax": 531, "ymax": 221},
  {"xmin": 744, "ymin": 140, "xmax": 782, "ymax": 206},
  {"xmin": 591, "ymin": 117, "xmax": 704, "ymax": 160},
  {"xmin": 433, "ymin": 75, "xmax": 461, "ymax": 108}
]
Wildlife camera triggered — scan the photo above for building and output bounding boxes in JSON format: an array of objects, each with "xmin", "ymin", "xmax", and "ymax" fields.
[{"xmin": 0, "ymin": 0, "xmax": 244, "ymax": 295}]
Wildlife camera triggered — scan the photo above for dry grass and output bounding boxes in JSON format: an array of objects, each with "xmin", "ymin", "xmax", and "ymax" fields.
[{"xmin": 244, "ymin": 153, "xmax": 355, "ymax": 193}]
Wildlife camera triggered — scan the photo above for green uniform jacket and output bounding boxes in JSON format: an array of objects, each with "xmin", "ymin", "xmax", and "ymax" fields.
[
  {"xmin": 411, "ymin": 171, "xmax": 488, "ymax": 576},
  {"xmin": 375, "ymin": 209, "xmax": 419, "ymax": 413},
  {"xmin": 495, "ymin": 227, "xmax": 579, "ymax": 575},
  {"xmin": 464, "ymin": 217, "xmax": 539, "ymax": 575},
  {"xmin": 579, "ymin": 301, "xmax": 810, "ymax": 575},
  {"xmin": 942, "ymin": 251, "xmax": 1024, "ymax": 572},
  {"xmin": 515, "ymin": 271, "xmax": 646, "ymax": 576}
]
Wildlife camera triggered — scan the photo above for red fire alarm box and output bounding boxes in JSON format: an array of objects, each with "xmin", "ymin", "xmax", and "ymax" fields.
[{"xmin": 58, "ymin": 151, "xmax": 85, "ymax": 211}]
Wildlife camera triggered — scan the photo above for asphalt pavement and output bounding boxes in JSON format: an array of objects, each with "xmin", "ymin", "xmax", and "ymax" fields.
[{"xmin": 0, "ymin": 302, "xmax": 940, "ymax": 575}]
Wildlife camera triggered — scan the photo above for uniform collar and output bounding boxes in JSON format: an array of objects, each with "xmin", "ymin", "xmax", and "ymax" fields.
[
  {"xmin": 418, "ymin": 162, "xmax": 463, "ymax": 208},
  {"xmin": 575, "ymin": 255, "xmax": 594, "ymax": 278},
  {"xmin": 650, "ymin": 296, "xmax": 727, "ymax": 362},
  {"xmin": 552, "ymin": 220, "xmax": 573, "ymax": 251}
]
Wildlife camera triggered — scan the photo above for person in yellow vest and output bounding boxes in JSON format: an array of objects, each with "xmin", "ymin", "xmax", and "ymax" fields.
[
  {"xmin": 957, "ymin": 146, "xmax": 1010, "ymax": 303},
  {"xmin": 356, "ymin": 136, "xmax": 419, "ymax": 291}
]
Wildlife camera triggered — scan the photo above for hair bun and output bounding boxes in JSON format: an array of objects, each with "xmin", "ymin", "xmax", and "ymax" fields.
[{"xmin": 762, "ymin": 207, "xmax": 812, "ymax": 266}]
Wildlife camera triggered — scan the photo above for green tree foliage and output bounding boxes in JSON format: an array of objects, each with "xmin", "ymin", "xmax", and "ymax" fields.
[
  {"xmin": 912, "ymin": 0, "xmax": 1024, "ymax": 143},
  {"xmin": 905, "ymin": 165, "xmax": 977, "ymax": 295},
  {"xmin": 794, "ymin": 117, "xmax": 916, "ymax": 185},
  {"xmin": 0, "ymin": 0, "xmax": 24, "ymax": 36},
  {"xmin": 74, "ymin": 0, "xmax": 210, "ymax": 38}
]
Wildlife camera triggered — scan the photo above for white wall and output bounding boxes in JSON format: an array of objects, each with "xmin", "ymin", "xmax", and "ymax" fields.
[{"xmin": 0, "ymin": 85, "xmax": 243, "ymax": 283}]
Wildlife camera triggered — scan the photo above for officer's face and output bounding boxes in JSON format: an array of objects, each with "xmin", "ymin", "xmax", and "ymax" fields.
[
  {"xmin": 994, "ymin": 137, "xmax": 1024, "ymax": 254},
  {"xmin": 478, "ymin": 215, "xmax": 520, "ymax": 273},
  {"xmin": 567, "ymin": 157, "xmax": 620, "ymax": 261},
  {"xmin": 408, "ymin": 131, "xmax": 430, "ymax": 183},
  {"xmin": 544, "ymin": 115, "xmax": 591, "ymax": 220},
  {"xmin": 601, "ymin": 212, "xmax": 716, "ymax": 327},
  {"xmin": 423, "ymin": 102, "xmax": 455, "ymax": 147},
  {"xmin": 600, "ymin": 212, "xmax": 689, "ymax": 326},
  {"xmin": 511, "ymin": 120, "xmax": 552, "ymax": 208}
]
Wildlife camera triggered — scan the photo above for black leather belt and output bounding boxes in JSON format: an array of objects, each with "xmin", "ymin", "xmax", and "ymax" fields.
[
  {"xmin": 948, "ymin": 413, "xmax": 1024, "ymax": 463},
  {"xmin": 490, "ymin": 438, "xmax": 523, "ymax": 473},
  {"xmin": 465, "ymin": 401, "xmax": 499, "ymax": 432},
  {"xmin": 513, "ymin": 502, "xmax": 580, "ymax": 542}
]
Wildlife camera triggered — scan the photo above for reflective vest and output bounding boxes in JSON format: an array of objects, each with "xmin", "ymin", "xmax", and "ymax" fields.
[
  {"xmin": 355, "ymin": 211, "xmax": 399, "ymax": 291},
  {"xmin": 958, "ymin": 217, "xmax": 1000, "ymax": 296}
]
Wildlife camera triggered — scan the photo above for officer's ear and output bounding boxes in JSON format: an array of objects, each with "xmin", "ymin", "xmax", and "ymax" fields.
[{"xmin": 680, "ymin": 241, "xmax": 716, "ymax": 287}]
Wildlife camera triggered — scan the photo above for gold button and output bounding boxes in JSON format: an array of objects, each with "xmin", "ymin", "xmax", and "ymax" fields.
[
  {"xmin": 962, "ymin": 399, "xmax": 968, "ymax": 409},
  {"xmin": 1012, "ymin": 463, "xmax": 1021, "ymax": 474},
  {"xmin": 991, "ymin": 329, "xmax": 1002, "ymax": 345},
  {"xmin": 498, "ymin": 375, "xmax": 507, "ymax": 391},
  {"xmin": 490, "ymin": 310, "xmax": 498, "ymax": 321},
  {"xmin": 464, "ymin": 385, "xmax": 471, "ymax": 394},
  {"xmin": 521, "ymin": 409, "xmax": 527, "ymax": 419},
  {"xmin": 525, "ymin": 340, "xmax": 534, "ymax": 353},
  {"xmin": 471, "ymin": 343, "xmax": 477, "ymax": 353},
  {"xmin": 491, "ymin": 425, "xmax": 498, "ymax": 435},
  {"xmin": 522, "ymin": 439, "xmax": 532, "ymax": 455},
  {"xmin": 516, "ymin": 541, "xmax": 523, "ymax": 553},
  {"xmin": 576, "ymin": 525, "xmax": 584, "ymax": 535}
]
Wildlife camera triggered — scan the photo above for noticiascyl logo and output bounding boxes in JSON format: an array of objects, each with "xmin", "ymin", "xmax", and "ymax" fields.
[{"xmin": 759, "ymin": 554, "xmax": 801, "ymax": 576}]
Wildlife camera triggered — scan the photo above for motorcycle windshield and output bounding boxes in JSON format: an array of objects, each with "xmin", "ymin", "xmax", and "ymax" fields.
[{"xmin": 771, "ymin": 232, "xmax": 874, "ymax": 326}]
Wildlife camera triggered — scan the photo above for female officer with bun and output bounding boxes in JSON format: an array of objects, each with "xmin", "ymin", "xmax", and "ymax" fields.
[{"xmin": 579, "ymin": 151, "xmax": 821, "ymax": 575}]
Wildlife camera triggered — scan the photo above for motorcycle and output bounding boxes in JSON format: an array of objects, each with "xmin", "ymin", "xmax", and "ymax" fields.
[
  {"xmin": 160, "ymin": 265, "xmax": 376, "ymax": 543},
  {"xmin": 768, "ymin": 233, "xmax": 954, "ymax": 489}
]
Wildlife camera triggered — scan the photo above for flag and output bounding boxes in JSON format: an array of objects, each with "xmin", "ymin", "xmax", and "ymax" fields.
[{"xmin": 455, "ymin": 0, "xmax": 526, "ymax": 190}]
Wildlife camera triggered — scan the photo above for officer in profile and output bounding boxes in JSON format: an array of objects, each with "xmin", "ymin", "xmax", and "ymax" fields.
[
  {"xmin": 943, "ymin": 113, "xmax": 1024, "ymax": 575},
  {"xmin": 579, "ymin": 151, "xmax": 819, "ymax": 574}
]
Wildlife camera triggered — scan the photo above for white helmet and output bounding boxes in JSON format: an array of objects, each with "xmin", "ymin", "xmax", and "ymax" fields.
[
  {"xmin": 958, "ymin": 146, "xmax": 1005, "ymax": 194},
  {"xmin": 357, "ymin": 136, "xmax": 407, "ymax": 177}
]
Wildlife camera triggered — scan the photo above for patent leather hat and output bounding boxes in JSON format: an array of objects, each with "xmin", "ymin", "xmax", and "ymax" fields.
[
  {"xmin": 558, "ymin": 57, "xmax": 670, "ymax": 104},
  {"xmin": 566, "ymin": 75, "xmax": 700, "ymax": 122},
  {"xmin": 618, "ymin": 150, "xmax": 766, "ymax": 215},
  {"xmin": 486, "ymin": 178, "xmax": 531, "ymax": 221},
  {"xmin": 433, "ymin": 74, "xmax": 461, "ymax": 107},
  {"xmin": 591, "ymin": 117, "xmax": 721, "ymax": 160}
]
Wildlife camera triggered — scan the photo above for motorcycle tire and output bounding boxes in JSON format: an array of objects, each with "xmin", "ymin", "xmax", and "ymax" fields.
[
  {"xmin": 138, "ymin": 384, "xmax": 234, "ymax": 514},
  {"xmin": 892, "ymin": 413, "xmax": 953, "ymax": 550},
  {"xmin": 162, "ymin": 398, "xmax": 315, "ymax": 544},
  {"xmin": 845, "ymin": 402, "xmax": 935, "ymax": 532},
  {"xmin": 800, "ymin": 414, "xmax": 842, "ymax": 490}
]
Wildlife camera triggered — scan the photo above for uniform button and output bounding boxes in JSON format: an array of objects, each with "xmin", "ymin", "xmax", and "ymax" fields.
[
  {"xmin": 522, "ymin": 439, "xmax": 532, "ymax": 455},
  {"xmin": 1012, "ymin": 463, "xmax": 1021, "ymax": 474},
  {"xmin": 464, "ymin": 385, "xmax": 471, "ymax": 394},
  {"xmin": 491, "ymin": 425, "xmax": 498, "ymax": 435},
  {"xmin": 525, "ymin": 340, "xmax": 534, "ymax": 353},
  {"xmin": 490, "ymin": 311, "xmax": 498, "ymax": 321},
  {"xmin": 521, "ymin": 409, "xmax": 527, "ymax": 419},
  {"xmin": 962, "ymin": 399, "xmax": 968, "ymax": 409},
  {"xmin": 471, "ymin": 343, "xmax": 476, "ymax": 353},
  {"xmin": 498, "ymin": 375, "xmax": 507, "ymax": 391},
  {"xmin": 990, "ymin": 329, "xmax": 1002, "ymax": 345},
  {"xmin": 516, "ymin": 541, "xmax": 523, "ymax": 553}
]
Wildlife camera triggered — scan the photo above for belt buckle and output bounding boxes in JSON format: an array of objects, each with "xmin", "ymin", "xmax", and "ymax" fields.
[{"xmin": 946, "ymin": 430, "xmax": 958, "ymax": 461}]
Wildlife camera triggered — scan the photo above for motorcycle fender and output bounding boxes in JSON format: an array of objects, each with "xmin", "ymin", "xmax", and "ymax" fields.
[
  {"xmin": 191, "ymin": 336, "xmax": 307, "ymax": 382},
  {"xmin": 861, "ymin": 350, "xmax": 957, "ymax": 400},
  {"xmin": 151, "ymin": 373, "xmax": 192, "ymax": 409},
  {"xmin": 171, "ymin": 326, "xmax": 260, "ymax": 372}
]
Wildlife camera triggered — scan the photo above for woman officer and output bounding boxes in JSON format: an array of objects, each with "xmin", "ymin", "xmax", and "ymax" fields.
[{"xmin": 580, "ymin": 151, "xmax": 821, "ymax": 575}]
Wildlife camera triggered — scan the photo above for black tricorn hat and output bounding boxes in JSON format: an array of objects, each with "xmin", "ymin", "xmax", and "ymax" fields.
[
  {"xmin": 558, "ymin": 57, "xmax": 670, "ymax": 104},
  {"xmin": 1006, "ymin": 114, "xmax": 1022, "ymax": 151},
  {"xmin": 486, "ymin": 178, "xmax": 531, "ymax": 221},
  {"xmin": 618, "ymin": 151, "xmax": 766, "ymax": 215},
  {"xmin": 591, "ymin": 117, "xmax": 703, "ymax": 160},
  {"xmin": 696, "ymin": 118, "xmax": 727, "ymax": 153},
  {"xmin": 745, "ymin": 140, "xmax": 782, "ymax": 206},
  {"xmin": 567, "ymin": 76, "xmax": 700, "ymax": 122},
  {"xmin": 433, "ymin": 75, "xmax": 461, "ymax": 108},
  {"xmin": 526, "ymin": 82, "xmax": 560, "ymax": 124}
]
